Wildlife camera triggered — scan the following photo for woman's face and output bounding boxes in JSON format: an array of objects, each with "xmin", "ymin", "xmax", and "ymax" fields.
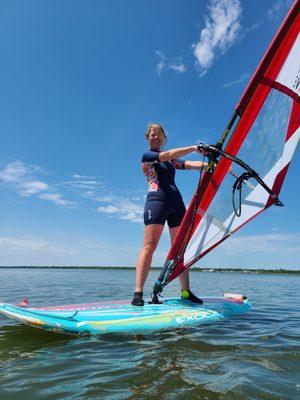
[{"xmin": 148, "ymin": 126, "xmax": 163, "ymax": 150}]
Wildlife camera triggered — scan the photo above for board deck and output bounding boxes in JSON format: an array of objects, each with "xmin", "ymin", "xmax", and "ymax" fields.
[{"xmin": 0, "ymin": 294, "xmax": 252, "ymax": 335}]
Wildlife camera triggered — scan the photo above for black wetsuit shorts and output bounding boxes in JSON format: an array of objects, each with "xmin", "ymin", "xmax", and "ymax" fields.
[{"xmin": 143, "ymin": 197, "xmax": 186, "ymax": 228}]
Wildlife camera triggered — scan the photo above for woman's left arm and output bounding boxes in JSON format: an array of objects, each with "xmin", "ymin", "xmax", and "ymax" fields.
[{"xmin": 184, "ymin": 161, "xmax": 209, "ymax": 171}]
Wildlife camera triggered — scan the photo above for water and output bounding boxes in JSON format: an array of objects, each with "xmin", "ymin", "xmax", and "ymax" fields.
[{"xmin": 0, "ymin": 268, "xmax": 299, "ymax": 399}]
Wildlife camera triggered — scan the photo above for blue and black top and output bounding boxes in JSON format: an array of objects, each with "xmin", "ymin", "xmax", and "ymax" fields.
[{"xmin": 141, "ymin": 149, "xmax": 186, "ymax": 227}]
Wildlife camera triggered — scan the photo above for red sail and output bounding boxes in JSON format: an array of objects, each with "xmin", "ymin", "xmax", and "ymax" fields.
[{"xmin": 163, "ymin": 0, "xmax": 300, "ymax": 285}]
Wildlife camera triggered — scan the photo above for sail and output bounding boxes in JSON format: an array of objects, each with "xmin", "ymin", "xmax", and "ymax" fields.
[{"xmin": 154, "ymin": 0, "xmax": 300, "ymax": 294}]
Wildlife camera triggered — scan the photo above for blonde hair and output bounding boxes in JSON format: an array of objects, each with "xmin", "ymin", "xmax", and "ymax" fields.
[{"xmin": 145, "ymin": 123, "xmax": 167, "ymax": 145}]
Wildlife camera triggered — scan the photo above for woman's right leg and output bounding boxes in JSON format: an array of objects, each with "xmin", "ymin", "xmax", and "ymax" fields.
[{"xmin": 134, "ymin": 224, "xmax": 164, "ymax": 293}]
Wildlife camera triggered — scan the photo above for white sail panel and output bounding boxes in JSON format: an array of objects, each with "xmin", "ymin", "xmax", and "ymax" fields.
[
  {"xmin": 185, "ymin": 126, "xmax": 300, "ymax": 265},
  {"xmin": 276, "ymin": 32, "xmax": 300, "ymax": 95}
]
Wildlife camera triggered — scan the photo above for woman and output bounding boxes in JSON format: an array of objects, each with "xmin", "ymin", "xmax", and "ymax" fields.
[{"xmin": 132, "ymin": 124, "xmax": 208, "ymax": 306}]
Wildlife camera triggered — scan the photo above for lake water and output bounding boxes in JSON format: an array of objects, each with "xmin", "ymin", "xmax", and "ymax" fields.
[{"xmin": 0, "ymin": 268, "xmax": 299, "ymax": 399}]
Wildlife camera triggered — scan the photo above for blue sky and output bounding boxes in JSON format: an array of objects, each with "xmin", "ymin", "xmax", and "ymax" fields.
[{"xmin": 0, "ymin": 0, "xmax": 299, "ymax": 269}]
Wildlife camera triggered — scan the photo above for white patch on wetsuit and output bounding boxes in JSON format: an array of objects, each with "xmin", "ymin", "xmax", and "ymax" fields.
[{"xmin": 148, "ymin": 210, "xmax": 152, "ymax": 220}]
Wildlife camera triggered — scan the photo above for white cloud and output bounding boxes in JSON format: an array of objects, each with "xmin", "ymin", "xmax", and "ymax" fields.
[
  {"xmin": 98, "ymin": 205, "xmax": 119, "ymax": 214},
  {"xmin": 19, "ymin": 180, "xmax": 49, "ymax": 196},
  {"xmin": 95, "ymin": 195, "xmax": 118, "ymax": 202},
  {"xmin": 38, "ymin": 193, "xmax": 73, "ymax": 207},
  {"xmin": 73, "ymin": 174, "xmax": 88, "ymax": 179},
  {"xmin": 221, "ymin": 73, "xmax": 250, "ymax": 89},
  {"xmin": 0, "ymin": 160, "xmax": 28, "ymax": 183},
  {"xmin": 267, "ymin": 1, "xmax": 284, "ymax": 21},
  {"xmin": 65, "ymin": 174, "xmax": 104, "ymax": 197},
  {"xmin": 245, "ymin": 20, "xmax": 262, "ymax": 34},
  {"xmin": 155, "ymin": 51, "xmax": 186, "ymax": 75},
  {"xmin": 98, "ymin": 197, "xmax": 144, "ymax": 223},
  {"xmin": 155, "ymin": 51, "xmax": 167, "ymax": 75},
  {"xmin": 193, "ymin": 0, "xmax": 242, "ymax": 75},
  {"xmin": 67, "ymin": 181, "xmax": 100, "ymax": 191},
  {"xmin": 72, "ymin": 174, "xmax": 100, "ymax": 187},
  {"xmin": 0, "ymin": 234, "xmax": 142, "ymax": 266},
  {"xmin": 0, "ymin": 160, "xmax": 145, "ymax": 222},
  {"xmin": 169, "ymin": 63, "xmax": 187, "ymax": 73},
  {"xmin": 267, "ymin": 0, "xmax": 294, "ymax": 23},
  {"xmin": 0, "ymin": 235, "xmax": 75, "ymax": 254},
  {"xmin": 220, "ymin": 233, "xmax": 300, "ymax": 255},
  {"xmin": 0, "ymin": 160, "xmax": 73, "ymax": 207}
]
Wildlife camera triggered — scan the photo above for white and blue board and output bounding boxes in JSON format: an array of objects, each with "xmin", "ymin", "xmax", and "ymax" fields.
[{"xmin": 0, "ymin": 294, "xmax": 251, "ymax": 335}]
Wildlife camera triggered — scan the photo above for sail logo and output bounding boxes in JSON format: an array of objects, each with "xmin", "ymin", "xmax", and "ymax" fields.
[{"xmin": 293, "ymin": 69, "xmax": 300, "ymax": 94}]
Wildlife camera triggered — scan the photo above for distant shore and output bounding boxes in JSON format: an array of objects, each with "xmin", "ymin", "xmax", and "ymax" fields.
[{"xmin": 0, "ymin": 266, "xmax": 299, "ymax": 275}]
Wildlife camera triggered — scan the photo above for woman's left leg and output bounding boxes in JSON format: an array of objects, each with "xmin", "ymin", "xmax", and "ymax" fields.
[{"xmin": 169, "ymin": 226, "xmax": 203, "ymax": 303}]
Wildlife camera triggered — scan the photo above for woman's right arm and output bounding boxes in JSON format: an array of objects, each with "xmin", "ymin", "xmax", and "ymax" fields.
[{"xmin": 158, "ymin": 146, "xmax": 198, "ymax": 162}]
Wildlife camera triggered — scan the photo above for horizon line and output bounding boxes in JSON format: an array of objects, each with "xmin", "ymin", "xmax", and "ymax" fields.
[{"xmin": 0, "ymin": 266, "xmax": 299, "ymax": 274}]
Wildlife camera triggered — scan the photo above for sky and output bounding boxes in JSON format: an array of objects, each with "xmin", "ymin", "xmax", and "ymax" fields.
[{"xmin": 0, "ymin": 0, "xmax": 299, "ymax": 269}]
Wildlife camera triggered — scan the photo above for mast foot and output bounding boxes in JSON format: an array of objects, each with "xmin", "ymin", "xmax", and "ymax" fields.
[{"xmin": 149, "ymin": 293, "xmax": 162, "ymax": 304}]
